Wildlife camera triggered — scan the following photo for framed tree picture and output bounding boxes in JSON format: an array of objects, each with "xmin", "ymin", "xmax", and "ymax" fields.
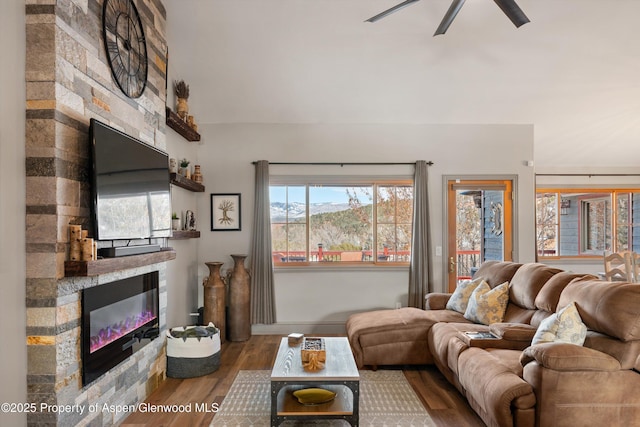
[{"xmin": 211, "ymin": 193, "xmax": 241, "ymax": 231}]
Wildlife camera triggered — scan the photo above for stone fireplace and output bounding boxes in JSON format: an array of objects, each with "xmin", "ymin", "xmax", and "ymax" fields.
[
  {"xmin": 27, "ymin": 266, "xmax": 168, "ymax": 426},
  {"xmin": 25, "ymin": 1, "xmax": 169, "ymax": 425}
]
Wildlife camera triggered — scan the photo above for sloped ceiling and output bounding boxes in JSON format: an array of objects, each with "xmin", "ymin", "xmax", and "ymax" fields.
[{"xmin": 164, "ymin": 0, "xmax": 640, "ymax": 168}]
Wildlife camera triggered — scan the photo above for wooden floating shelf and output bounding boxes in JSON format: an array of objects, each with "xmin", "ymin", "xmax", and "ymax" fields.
[
  {"xmin": 170, "ymin": 230, "xmax": 201, "ymax": 240},
  {"xmin": 64, "ymin": 248, "xmax": 177, "ymax": 277},
  {"xmin": 166, "ymin": 107, "xmax": 201, "ymax": 142},
  {"xmin": 170, "ymin": 173, "xmax": 205, "ymax": 192}
]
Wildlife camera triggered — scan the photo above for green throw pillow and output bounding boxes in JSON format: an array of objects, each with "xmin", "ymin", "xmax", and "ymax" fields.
[
  {"xmin": 446, "ymin": 277, "xmax": 485, "ymax": 314},
  {"xmin": 463, "ymin": 281, "xmax": 510, "ymax": 325},
  {"xmin": 532, "ymin": 301, "xmax": 587, "ymax": 346},
  {"xmin": 293, "ymin": 388, "xmax": 336, "ymax": 405}
]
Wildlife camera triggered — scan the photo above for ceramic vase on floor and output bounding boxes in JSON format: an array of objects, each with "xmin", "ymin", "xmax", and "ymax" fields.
[
  {"xmin": 228, "ymin": 254, "xmax": 251, "ymax": 342},
  {"xmin": 203, "ymin": 261, "xmax": 226, "ymax": 343}
]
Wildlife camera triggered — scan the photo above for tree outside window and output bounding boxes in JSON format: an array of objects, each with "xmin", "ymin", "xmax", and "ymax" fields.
[{"xmin": 270, "ymin": 182, "xmax": 413, "ymax": 264}]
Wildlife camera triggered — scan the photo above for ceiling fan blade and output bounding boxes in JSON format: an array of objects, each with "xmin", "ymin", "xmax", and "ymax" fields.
[
  {"xmin": 493, "ymin": 0, "xmax": 530, "ymax": 28},
  {"xmin": 433, "ymin": 0, "xmax": 466, "ymax": 36},
  {"xmin": 365, "ymin": 0, "xmax": 421, "ymax": 23}
]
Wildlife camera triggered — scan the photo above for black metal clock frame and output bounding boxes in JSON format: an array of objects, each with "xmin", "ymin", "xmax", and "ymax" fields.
[{"xmin": 102, "ymin": 0, "xmax": 148, "ymax": 99}]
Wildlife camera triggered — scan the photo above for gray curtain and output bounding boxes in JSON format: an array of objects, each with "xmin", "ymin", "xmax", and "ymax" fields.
[
  {"xmin": 408, "ymin": 160, "xmax": 431, "ymax": 309},
  {"xmin": 249, "ymin": 160, "xmax": 276, "ymax": 324}
]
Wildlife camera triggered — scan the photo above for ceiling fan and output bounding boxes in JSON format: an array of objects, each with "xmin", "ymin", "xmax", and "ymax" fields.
[{"xmin": 365, "ymin": 0, "xmax": 530, "ymax": 36}]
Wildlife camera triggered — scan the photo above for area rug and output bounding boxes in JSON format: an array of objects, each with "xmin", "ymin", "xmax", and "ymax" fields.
[{"xmin": 211, "ymin": 370, "xmax": 436, "ymax": 426}]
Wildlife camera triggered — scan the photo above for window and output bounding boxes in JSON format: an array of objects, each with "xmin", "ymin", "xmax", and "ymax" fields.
[
  {"xmin": 270, "ymin": 181, "xmax": 413, "ymax": 265},
  {"xmin": 581, "ymin": 196, "xmax": 610, "ymax": 254},
  {"xmin": 536, "ymin": 189, "xmax": 640, "ymax": 258}
]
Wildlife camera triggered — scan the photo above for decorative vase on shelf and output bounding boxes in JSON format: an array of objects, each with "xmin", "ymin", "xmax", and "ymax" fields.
[
  {"xmin": 228, "ymin": 254, "xmax": 251, "ymax": 342},
  {"xmin": 203, "ymin": 262, "xmax": 226, "ymax": 343},
  {"xmin": 193, "ymin": 165, "xmax": 203, "ymax": 183},
  {"xmin": 176, "ymin": 97, "xmax": 189, "ymax": 119},
  {"xmin": 179, "ymin": 160, "xmax": 190, "ymax": 178},
  {"xmin": 187, "ymin": 115, "xmax": 197, "ymax": 132}
]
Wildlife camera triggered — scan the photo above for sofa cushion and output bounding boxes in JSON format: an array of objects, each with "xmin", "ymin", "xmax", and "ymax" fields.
[
  {"xmin": 429, "ymin": 322, "xmax": 489, "ymax": 386},
  {"xmin": 489, "ymin": 322, "xmax": 537, "ymax": 342},
  {"xmin": 346, "ymin": 307, "xmax": 470, "ymax": 367},
  {"xmin": 458, "ymin": 347, "xmax": 535, "ymax": 427},
  {"xmin": 464, "ymin": 282, "xmax": 510, "ymax": 325},
  {"xmin": 473, "ymin": 261, "xmax": 522, "ymax": 287},
  {"xmin": 558, "ymin": 279, "xmax": 640, "ymax": 342},
  {"xmin": 520, "ymin": 342, "xmax": 622, "ymax": 371},
  {"xmin": 532, "ymin": 302, "xmax": 587, "ymax": 346},
  {"xmin": 509, "ymin": 263, "xmax": 563, "ymax": 309},
  {"xmin": 535, "ymin": 272, "xmax": 595, "ymax": 313},
  {"xmin": 584, "ymin": 331, "xmax": 640, "ymax": 370},
  {"xmin": 424, "ymin": 292, "xmax": 452, "ymax": 310},
  {"xmin": 502, "ymin": 303, "xmax": 537, "ymax": 325},
  {"xmin": 446, "ymin": 277, "xmax": 484, "ymax": 314}
]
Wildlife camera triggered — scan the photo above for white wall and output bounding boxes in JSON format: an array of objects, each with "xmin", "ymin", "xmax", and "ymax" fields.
[
  {"xmin": 164, "ymin": 127, "xmax": 202, "ymax": 328},
  {"xmin": 0, "ymin": 0, "xmax": 26, "ymax": 425},
  {"xmin": 165, "ymin": 0, "xmax": 640, "ymax": 168},
  {"xmin": 190, "ymin": 123, "xmax": 534, "ymax": 331}
]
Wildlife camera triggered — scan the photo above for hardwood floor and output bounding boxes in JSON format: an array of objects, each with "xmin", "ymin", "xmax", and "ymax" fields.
[{"xmin": 121, "ymin": 335, "xmax": 485, "ymax": 426}]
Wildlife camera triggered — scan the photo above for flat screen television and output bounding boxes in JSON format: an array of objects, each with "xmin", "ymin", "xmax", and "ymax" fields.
[{"xmin": 90, "ymin": 119, "xmax": 171, "ymax": 243}]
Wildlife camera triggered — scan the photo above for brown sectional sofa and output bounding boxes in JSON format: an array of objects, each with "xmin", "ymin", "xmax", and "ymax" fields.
[{"xmin": 346, "ymin": 261, "xmax": 640, "ymax": 427}]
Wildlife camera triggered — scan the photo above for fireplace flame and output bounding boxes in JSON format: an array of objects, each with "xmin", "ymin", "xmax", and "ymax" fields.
[{"xmin": 90, "ymin": 311, "xmax": 156, "ymax": 353}]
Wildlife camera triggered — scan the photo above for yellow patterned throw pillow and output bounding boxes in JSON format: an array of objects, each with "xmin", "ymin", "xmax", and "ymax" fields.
[
  {"xmin": 446, "ymin": 277, "xmax": 485, "ymax": 314},
  {"xmin": 292, "ymin": 388, "xmax": 336, "ymax": 405},
  {"xmin": 532, "ymin": 301, "xmax": 587, "ymax": 346},
  {"xmin": 463, "ymin": 281, "xmax": 510, "ymax": 325}
]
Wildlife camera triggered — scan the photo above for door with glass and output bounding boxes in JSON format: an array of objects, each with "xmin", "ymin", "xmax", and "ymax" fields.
[{"xmin": 446, "ymin": 179, "xmax": 513, "ymax": 292}]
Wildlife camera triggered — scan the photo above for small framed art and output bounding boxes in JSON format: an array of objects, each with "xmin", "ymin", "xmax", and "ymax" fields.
[{"xmin": 210, "ymin": 193, "xmax": 241, "ymax": 231}]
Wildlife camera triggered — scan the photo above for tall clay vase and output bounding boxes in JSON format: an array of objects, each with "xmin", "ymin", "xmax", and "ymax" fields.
[
  {"xmin": 204, "ymin": 262, "xmax": 226, "ymax": 343},
  {"xmin": 228, "ymin": 254, "xmax": 251, "ymax": 342}
]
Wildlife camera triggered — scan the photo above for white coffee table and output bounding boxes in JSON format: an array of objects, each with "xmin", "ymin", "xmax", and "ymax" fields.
[{"xmin": 270, "ymin": 336, "xmax": 360, "ymax": 426}]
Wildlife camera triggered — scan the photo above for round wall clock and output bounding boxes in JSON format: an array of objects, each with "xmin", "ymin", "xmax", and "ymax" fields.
[{"xmin": 102, "ymin": 0, "xmax": 148, "ymax": 98}]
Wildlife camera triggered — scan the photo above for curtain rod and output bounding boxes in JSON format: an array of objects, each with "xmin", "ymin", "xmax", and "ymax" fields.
[{"xmin": 252, "ymin": 161, "xmax": 434, "ymax": 166}]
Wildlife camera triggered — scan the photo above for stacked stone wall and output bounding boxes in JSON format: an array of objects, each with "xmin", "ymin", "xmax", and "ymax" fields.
[{"xmin": 25, "ymin": 1, "xmax": 168, "ymax": 425}]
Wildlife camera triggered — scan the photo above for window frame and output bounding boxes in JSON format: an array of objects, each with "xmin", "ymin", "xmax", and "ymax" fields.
[
  {"xmin": 536, "ymin": 187, "xmax": 639, "ymax": 260},
  {"xmin": 269, "ymin": 176, "xmax": 414, "ymax": 268}
]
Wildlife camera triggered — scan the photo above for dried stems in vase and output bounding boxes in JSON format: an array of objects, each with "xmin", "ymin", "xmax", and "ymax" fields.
[
  {"xmin": 174, "ymin": 80, "xmax": 190, "ymax": 100},
  {"xmin": 174, "ymin": 80, "xmax": 190, "ymax": 119}
]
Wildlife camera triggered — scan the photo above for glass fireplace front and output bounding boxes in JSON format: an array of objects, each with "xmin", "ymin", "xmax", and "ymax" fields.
[{"xmin": 82, "ymin": 271, "xmax": 159, "ymax": 385}]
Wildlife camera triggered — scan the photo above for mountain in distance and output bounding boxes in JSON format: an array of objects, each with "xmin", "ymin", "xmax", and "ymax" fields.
[{"xmin": 270, "ymin": 201, "xmax": 357, "ymax": 221}]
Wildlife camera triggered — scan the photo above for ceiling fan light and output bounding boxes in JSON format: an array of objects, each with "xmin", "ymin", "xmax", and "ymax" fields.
[{"xmin": 365, "ymin": 0, "xmax": 421, "ymax": 23}]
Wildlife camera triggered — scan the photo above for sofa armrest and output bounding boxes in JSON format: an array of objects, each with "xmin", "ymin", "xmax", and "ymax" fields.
[
  {"xmin": 489, "ymin": 323, "xmax": 537, "ymax": 342},
  {"xmin": 520, "ymin": 343, "xmax": 622, "ymax": 371},
  {"xmin": 424, "ymin": 293, "xmax": 451, "ymax": 310}
]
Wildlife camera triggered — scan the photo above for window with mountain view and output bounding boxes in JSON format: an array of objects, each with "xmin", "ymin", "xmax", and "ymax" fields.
[
  {"xmin": 270, "ymin": 182, "xmax": 413, "ymax": 264},
  {"xmin": 536, "ymin": 189, "xmax": 640, "ymax": 258}
]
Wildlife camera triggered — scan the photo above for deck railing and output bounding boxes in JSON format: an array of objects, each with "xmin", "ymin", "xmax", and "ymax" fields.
[
  {"xmin": 456, "ymin": 249, "xmax": 481, "ymax": 280},
  {"xmin": 273, "ymin": 249, "xmax": 479, "ymax": 269},
  {"xmin": 273, "ymin": 250, "xmax": 411, "ymax": 263}
]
